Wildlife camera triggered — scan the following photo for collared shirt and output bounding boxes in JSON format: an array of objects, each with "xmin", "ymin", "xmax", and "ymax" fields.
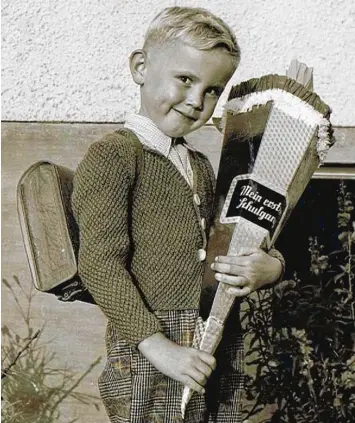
[{"xmin": 124, "ymin": 114, "xmax": 194, "ymax": 188}]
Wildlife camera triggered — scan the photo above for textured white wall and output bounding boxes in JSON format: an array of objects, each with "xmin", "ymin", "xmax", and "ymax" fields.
[{"xmin": 2, "ymin": 0, "xmax": 355, "ymax": 125}]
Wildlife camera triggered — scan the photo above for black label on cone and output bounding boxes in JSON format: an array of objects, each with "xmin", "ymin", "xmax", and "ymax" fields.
[{"xmin": 225, "ymin": 179, "xmax": 286, "ymax": 236}]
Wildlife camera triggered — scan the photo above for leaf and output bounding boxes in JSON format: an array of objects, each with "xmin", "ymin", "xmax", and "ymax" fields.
[
  {"xmin": 328, "ymin": 249, "xmax": 345, "ymax": 256},
  {"xmin": 334, "ymin": 273, "xmax": 345, "ymax": 282},
  {"xmin": 13, "ymin": 275, "xmax": 21, "ymax": 287},
  {"xmin": 246, "ymin": 346, "xmax": 264, "ymax": 356},
  {"xmin": 1, "ymin": 325, "xmax": 10, "ymax": 336},
  {"xmin": 249, "ymin": 336, "xmax": 260, "ymax": 350},
  {"xmin": 340, "ymin": 404, "xmax": 347, "ymax": 417},
  {"xmin": 2, "ymin": 278, "xmax": 11, "ymax": 289}
]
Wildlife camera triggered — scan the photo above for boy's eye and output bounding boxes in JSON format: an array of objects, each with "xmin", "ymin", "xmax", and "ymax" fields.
[
  {"xmin": 178, "ymin": 76, "xmax": 192, "ymax": 85},
  {"xmin": 206, "ymin": 87, "xmax": 223, "ymax": 97}
]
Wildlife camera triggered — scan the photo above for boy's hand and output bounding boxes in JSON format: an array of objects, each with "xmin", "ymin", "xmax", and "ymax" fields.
[
  {"xmin": 211, "ymin": 247, "xmax": 282, "ymax": 297},
  {"xmin": 138, "ymin": 332, "xmax": 216, "ymax": 394}
]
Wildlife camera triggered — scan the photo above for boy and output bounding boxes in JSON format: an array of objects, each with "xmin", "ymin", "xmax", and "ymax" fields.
[{"xmin": 72, "ymin": 7, "xmax": 283, "ymax": 423}]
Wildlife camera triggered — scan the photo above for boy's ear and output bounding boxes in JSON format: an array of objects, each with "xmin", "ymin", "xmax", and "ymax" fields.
[{"xmin": 129, "ymin": 49, "xmax": 147, "ymax": 85}]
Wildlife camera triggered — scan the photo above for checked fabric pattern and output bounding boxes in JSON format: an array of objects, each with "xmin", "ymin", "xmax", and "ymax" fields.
[{"xmin": 99, "ymin": 310, "xmax": 244, "ymax": 423}]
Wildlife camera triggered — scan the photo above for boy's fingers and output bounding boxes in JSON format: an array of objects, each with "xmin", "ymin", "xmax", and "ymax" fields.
[
  {"xmin": 197, "ymin": 351, "xmax": 216, "ymax": 370},
  {"xmin": 194, "ymin": 359, "xmax": 214, "ymax": 378},
  {"xmin": 215, "ymin": 248, "xmax": 261, "ymax": 263},
  {"xmin": 182, "ymin": 375, "xmax": 205, "ymax": 394},
  {"xmin": 227, "ymin": 286, "xmax": 252, "ymax": 297},
  {"xmin": 214, "ymin": 255, "xmax": 246, "ymax": 265},
  {"xmin": 188, "ymin": 368, "xmax": 208, "ymax": 386},
  {"xmin": 215, "ymin": 273, "xmax": 248, "ymax": 287},
  {"xmin": 238, "ymin": 247, "xmax": 261, "ymax": 256},
  {"xmin": 211, "ymin": 262, "xmax": 245, "ymax": 274}
]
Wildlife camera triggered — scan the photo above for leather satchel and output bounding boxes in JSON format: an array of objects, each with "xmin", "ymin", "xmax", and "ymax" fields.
[
  {"xmin": 17, "ymin": 160, "xmax": 95, "ymax": 303},
  {"xmin": 17, "ymin": 129, "xmax": 143, "ymax": 303}
]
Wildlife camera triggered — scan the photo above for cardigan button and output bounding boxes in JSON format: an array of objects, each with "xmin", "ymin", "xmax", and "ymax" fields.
[
  {"xmin": 200, "ymin": 218, "xmax": 206, "ymax": 230},
  {"xmin": 193, "ymin": 193, "xmax": 201, "ymax": 206},
  {"xmin": 198, "ymin": 249, "xmax": 206, "ymax": 261}
]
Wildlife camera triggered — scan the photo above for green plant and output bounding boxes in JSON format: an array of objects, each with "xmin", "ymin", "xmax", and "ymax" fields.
[
  {"xmin": 241, "ymin": 181, "xmax": 355, "ymax": 423},
  {"xmin": 1, "ymin": 276, "xmax": 101, "ymax": 423}
]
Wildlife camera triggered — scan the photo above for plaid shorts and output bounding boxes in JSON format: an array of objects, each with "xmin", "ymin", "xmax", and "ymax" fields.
[{"xmin": 98, "ymin": 310, "xmax": 244, "ymax": 423}]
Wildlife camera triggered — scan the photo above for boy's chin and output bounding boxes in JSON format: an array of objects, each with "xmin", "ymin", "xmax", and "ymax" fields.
[{"xmin": 163, "ymin": 122, "xmax": 204, "ymax": 138}]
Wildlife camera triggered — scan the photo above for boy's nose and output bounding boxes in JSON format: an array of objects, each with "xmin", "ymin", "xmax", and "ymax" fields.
[{"xmin": 186, "ymin": 89, "xmax": 204, "ymax": 111}]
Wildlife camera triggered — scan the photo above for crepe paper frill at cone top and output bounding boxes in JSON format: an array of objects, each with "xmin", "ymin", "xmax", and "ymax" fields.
[
  {"xmin": 181, "ymin": 74, "xmax": 334, "ymax": 417},
  {"xmin": 225, "ymin": 74, "xmax": 334, "ymax": 162}
]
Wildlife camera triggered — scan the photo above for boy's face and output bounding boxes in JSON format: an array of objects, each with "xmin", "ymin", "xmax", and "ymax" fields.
[{"xmin": 136, "ymin": 40, "xmax": 236, "ymax": 137}]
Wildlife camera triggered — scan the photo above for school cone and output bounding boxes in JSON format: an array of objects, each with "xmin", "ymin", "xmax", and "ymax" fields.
[{"xmin": 181, "ymin": 61, "xmax": 335, "ymax": 417}]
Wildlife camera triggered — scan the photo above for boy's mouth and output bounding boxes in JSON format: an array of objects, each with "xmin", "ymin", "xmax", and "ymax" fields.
[{"xmin": 173, "ymin": 109, "xmax": 199, "ymax": 122}]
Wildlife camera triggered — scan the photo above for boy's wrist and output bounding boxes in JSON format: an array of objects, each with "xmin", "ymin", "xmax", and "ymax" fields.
[
  {"xmin": 259, "ymin": 254, "xmax": 284, "ymax": 290},
  {"xmin": 138, "ymin": 331, "xmax": 168, "ymax": 354},
  {"xmin": 269, "ymin": 256, "xmax": 283, "ymax": 284},
  {"xmin": 268, "ymin": 249, "xmax": 285, "ymax": 284}
]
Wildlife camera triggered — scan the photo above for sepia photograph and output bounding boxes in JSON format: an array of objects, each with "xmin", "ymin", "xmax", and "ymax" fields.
[{"xmin": 2, "ymin": 1, "xmax": 355, "ymax": 422}]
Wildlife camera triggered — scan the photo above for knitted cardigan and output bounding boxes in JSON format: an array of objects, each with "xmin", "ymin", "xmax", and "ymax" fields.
[{"xmin": 71, "ymin": 130, "xmax": 215, "ymax": 346}]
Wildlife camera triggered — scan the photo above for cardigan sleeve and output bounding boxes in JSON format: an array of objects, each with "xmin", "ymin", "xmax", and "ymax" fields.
[
  {"xmin": 267, "ymin": 246, "xmax": 286, "ymax": 284},
  {"xmin": 71, "ymin": 133, "xmax": 162, "ymax": 346}
]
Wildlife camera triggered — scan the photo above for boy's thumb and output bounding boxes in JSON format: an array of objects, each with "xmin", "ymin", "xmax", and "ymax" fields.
[{"xmin": 238, "ymin": 247, "xmax": 260, "ymax": 256}]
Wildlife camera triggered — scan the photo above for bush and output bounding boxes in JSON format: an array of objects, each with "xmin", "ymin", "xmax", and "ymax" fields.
[
  {"xmin": 242, "ymin": 181, "xmax": 355, "ymax": 423},
  {"xmin": 1, "ymin": 276, "xmax": 101, "ymax": 423}
]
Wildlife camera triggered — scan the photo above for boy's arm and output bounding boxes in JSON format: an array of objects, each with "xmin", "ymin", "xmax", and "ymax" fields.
[
  {"xmin": 138, "ymin": 332, "xmax": 216, "ymax": 394},
  {"xmin": 72, "ymin": 134, "xmax": 162, "ymax": 346}
]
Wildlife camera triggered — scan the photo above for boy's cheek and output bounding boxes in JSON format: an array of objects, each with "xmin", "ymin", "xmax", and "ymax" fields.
[{"xmin": 200, "ymin": 107, "xmax": 216, "ymax": 125}]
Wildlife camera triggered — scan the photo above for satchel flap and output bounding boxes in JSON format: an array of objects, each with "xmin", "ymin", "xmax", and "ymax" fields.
[{"xmin": 17, "ymin": 161, "xmax": 77, "ymax": 291}]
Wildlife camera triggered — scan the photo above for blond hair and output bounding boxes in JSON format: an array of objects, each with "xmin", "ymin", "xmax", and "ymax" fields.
[{"xmin": 144, "ymin": 7, "xmax": 240, "ymax": 67}]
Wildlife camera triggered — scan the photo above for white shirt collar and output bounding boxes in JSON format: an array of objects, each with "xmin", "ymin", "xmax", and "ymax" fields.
[
  {"xmin": 124, "ymin": 114, "xmax": 172, "ymax": 157},
  {"xmin": 124, "ymin": 113, "xmax": 197, "ymax": 157}
]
